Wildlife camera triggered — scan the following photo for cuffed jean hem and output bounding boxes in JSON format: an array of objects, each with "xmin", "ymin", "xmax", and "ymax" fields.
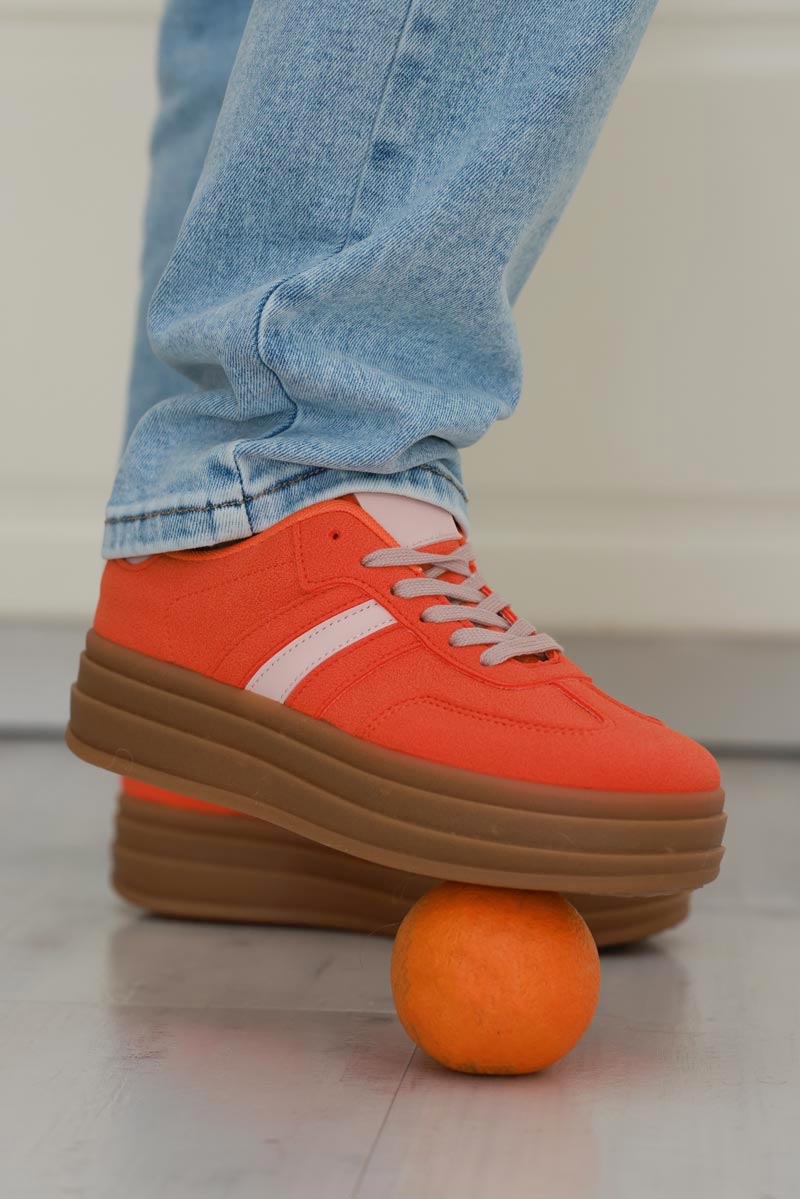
[{"xmin": 102, "ymin": 462, "xmax": 469, "ymax": 558}]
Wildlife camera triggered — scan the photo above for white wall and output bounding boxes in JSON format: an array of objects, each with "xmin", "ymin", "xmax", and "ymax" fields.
[{"xmin": 2, "ymin": 0, "xmax": 799, "ymax": 631}]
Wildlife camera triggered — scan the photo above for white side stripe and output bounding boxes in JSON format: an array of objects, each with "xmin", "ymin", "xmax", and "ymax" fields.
[{"xmin": 245, "ymin": 600, "xmax": 397, "ymax": 703}]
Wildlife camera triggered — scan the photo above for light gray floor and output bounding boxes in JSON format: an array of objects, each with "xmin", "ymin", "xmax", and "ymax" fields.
[{"xmin": 1, "ymin": 741, "xmax": 798, "ymax": 1199}]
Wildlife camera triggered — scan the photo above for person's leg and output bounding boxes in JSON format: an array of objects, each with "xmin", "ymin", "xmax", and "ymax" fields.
[
  {"xmin": 125, "ymin": 0, "xmax": 254, "ymax": 442},
  {"xmin": 101, "ymin": 0, "xmax": 703, "ymax": 940},
  {"xmin": 107, "ymin": 0, "xmax": 657, "ymax": 558},
  {"xmin": 71, "ymin": 0, "xmax": 725, "ymax": 899}
]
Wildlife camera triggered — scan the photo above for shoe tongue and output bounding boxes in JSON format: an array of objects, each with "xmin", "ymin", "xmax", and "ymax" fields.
[{"xmin": 355, "ymin": 491, "xmax": 460, "ymax": 549}]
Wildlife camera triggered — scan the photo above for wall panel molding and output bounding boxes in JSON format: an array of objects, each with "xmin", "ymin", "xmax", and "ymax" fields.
[
  {"xmin": 3, "ymin": 618, "xmax": 798, "ymax": 747},
  {"xmin": 3, "ymin": 0, "xmax": 800, "ymax": 23},
  {"xmin": 468, "ymin": 492, "xmax": 800, "ymax": 634},
  {"xmin": 2, "ymin": 483, "xmax": 798, "ymax": 632}
]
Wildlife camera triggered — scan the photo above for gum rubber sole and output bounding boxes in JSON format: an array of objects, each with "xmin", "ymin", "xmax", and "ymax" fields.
[
  {"xmin": 68, "ymin": 631, "xmax": 726, "ymax": 897},
  {"xmin": 113, "ymin": 794, "xmax": 692, "ymax": 948}
]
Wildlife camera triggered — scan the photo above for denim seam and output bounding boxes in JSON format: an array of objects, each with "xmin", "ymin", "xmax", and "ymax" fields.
[
  {"xmin": 254, "ymin": 0, "xmax": 418, "ymax": 374},
  {"xmin": 104, "ymin": 463, "xmax": 466, "ymax": 526},
  {"xmin": 415, "ymin": 464, "xmax": 467, "ymax": 501},
  {"xmin": 104, "ymin": 467, "xmax": 327, "ymax": 525},
  {"xmin": 232, "ymin": 444, "xmax": 255, "ymax": 535},
  {"xmin": 339, "ymin": 0, "xmax": 418, "ymax": 253},
  {"xmin": 250, "ymin": 281, "xmax": 300, "ymax": 431}
]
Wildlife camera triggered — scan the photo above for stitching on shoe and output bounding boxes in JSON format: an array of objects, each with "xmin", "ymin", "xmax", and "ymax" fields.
[
  {"xmin": 212, "ymin": 588, "xmax": 362, "ymax": 682},
  {"xmin": 301, "ymin": 637, "xmax": 417, "ymax": 719},
  {"xmin": 364, "ymin": 695, "xmax": 610, "ymax": 742}
]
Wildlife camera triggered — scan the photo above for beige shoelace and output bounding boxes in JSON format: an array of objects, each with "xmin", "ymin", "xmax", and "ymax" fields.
[{"xmin": 362, "ymin": 543, "xmax": 562, "ymax": 666}]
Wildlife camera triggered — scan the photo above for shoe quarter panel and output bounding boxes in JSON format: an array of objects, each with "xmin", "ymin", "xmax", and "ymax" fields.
[
  {"xmin": 320, "ymin": 644, "xmax": 606, "ymax": 742},
  {"xmin": 283, "ymin": 624, "xmax": 418, "ymax": 717}
]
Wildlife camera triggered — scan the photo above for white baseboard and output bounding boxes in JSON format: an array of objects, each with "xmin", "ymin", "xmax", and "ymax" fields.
[
  {"xmin": 467, "ymin": 491, "xmax": 800, "ymax": 635},
  {"xmin": 1, "ymin": 488, "xmax": 799, "ymax": 635},
  {"xmin": 1, "ymin": 484, "xmax": 105, "ymax": 620},
  {"xmin": 2, "ymin": 621, "xmax": 798, "ymax": 749}
]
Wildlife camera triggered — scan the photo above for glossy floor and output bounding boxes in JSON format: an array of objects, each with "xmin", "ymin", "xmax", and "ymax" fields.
[{"xmin": 1, "ymin": 742, "xmax": 797, "ymax": 1198}]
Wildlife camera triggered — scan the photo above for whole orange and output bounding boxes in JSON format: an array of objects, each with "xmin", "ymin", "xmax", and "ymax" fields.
[{"xmin": 391, "ymin": 883, "xmax": 600, "ymax": 1075}]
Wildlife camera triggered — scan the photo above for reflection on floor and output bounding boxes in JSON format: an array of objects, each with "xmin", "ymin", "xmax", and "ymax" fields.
[{"xmin": 1, "ymin": 742, "xmax": 798, "ymax": 1198}]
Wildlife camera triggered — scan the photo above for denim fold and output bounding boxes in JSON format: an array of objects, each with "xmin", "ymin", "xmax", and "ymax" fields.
[{"xmin": 106, "ymin": 0, "xmax": 656, "ymax": 557}]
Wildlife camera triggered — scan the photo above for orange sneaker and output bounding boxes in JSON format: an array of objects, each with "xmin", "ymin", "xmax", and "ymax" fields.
[
  {"xmin": 113, "ymin": 777, "xmax": 692, "ymax": 948},
  {"xmin": 67, "ymin": 492, "xmax": 725, "ymax": 895}
]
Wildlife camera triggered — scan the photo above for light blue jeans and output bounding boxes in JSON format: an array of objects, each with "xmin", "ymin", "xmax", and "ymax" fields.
[{"xmin": 106, "ymin": 0, "xmax": 656, "ymax": 558}]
